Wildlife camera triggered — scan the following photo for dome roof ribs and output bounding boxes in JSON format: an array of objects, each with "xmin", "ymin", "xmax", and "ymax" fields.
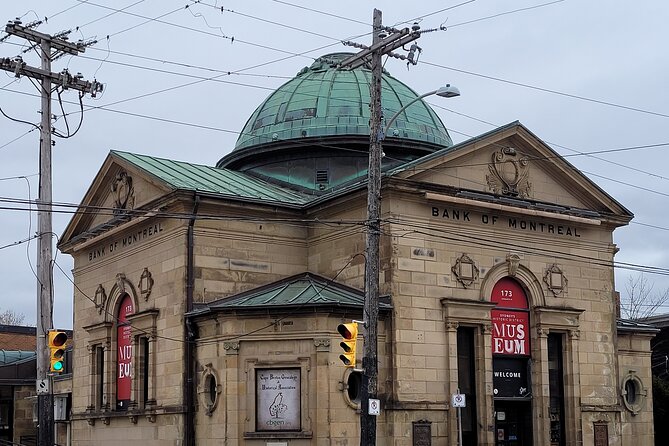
[{"xmin": 217, "ymin": 53, "xmax": 453, "ymax": 192}]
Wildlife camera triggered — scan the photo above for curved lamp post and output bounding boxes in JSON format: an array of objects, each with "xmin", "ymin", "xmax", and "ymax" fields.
[{"xmin": 383, "ymin": 84, "xmax": 461, "ymax": 136}]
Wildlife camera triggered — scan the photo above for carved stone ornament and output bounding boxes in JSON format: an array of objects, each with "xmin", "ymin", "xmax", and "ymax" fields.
[
  {"xmin": 223, "ymin": 341, "xmax": 240, "ymax": 355},
  {"xmin": 452, "ymin": 253, "xmax": 479, "ymax": 288},
  {"xmin": 506, "ymin": 253, "xmax": 521, "ymax": 277},
  {"xmin": 116, "ymin": 273, "xmax": 127, "ymax": 294},
  {"xmin": 111, "ymin": 171, "xmax": 135, "ymax": 214},
  {"xmin": 486, "ymin": 147, "xmax": 532, "ymax": 198},
  {"xmin": 139, "ymin": 267, "xmax": 154, "ymax": 301},
  {"xmin": 95, "ymin": 284, "xmax": 107, "ymax": 314},
  {"xmin": 544, "ymin": 264, "xmax": 568, "ymax": 296},
  {"xmin": 314, "ymin": 338, "xmax": 331, "ymax": 352}
]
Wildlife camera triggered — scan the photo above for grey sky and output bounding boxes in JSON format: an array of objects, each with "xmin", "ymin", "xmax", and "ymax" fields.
[{"xmin": 1, "ymin": 0, "xmax": 668, "ymax": 329}]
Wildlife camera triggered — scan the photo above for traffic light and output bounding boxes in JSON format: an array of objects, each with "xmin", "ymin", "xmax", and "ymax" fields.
[
  {"xmin": 337, "ymin": 322, "xmax": 358, "ymax": 367},
  {"xmin": 48, "ymin": 330, "xmax": 68, "ymax": 373}
]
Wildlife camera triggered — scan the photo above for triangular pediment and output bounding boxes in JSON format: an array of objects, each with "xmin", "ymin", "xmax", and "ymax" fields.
[
  {"xmin": 59, "ymin": 152, "xmax": 174, "ymax": 251},
  {"xmin": 389, "ymin": 122, "xmax": 632, "ymax": 223}
]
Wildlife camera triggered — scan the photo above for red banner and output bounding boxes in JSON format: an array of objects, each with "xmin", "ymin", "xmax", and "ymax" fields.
[
  {"xmin": 116, "ymin": 294, "xmax": 134, "ymax": 410},
  {"xmin": 491, "ymin": 278, "xmax": 530, "ymax": 356},
  {"xmin": 492, "ymin": 310, "xmax": 530, "ymax": 356}
]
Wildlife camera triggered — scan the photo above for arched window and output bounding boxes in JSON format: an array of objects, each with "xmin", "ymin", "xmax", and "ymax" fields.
[{"xmin": 116, "ymin": 293, "xmax": 134, "ymax": 411}]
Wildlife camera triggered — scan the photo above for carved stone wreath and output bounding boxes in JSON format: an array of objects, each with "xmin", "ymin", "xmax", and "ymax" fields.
[
  {"xmin": 486, "ymin": 147, "xmax": 531, "ymax": 198},
  {"xmin": 111, "ymin": 171, "xmax": 135, "ymax": 214}
]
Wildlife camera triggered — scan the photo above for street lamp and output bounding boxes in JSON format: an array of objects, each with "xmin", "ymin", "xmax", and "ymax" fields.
[{"xmin": 384, "ymin": 84, "xmax": 461, "ymax": 137}]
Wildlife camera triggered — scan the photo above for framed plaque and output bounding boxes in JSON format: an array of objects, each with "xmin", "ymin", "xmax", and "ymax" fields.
[
  {"xmin": 256, "ymin": 368, "xmax": 301, "ymax": 431},
  {"xmin": 412, "ymin": 420, "xmax": 431, "ymax": 446},
  {"xmin": 594, "ymin": 422, "xmax": 608, "ymax": 446}
]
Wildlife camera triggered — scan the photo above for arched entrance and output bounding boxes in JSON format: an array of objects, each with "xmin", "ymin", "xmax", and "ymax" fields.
[{"xmin": 491, "ymin": 277, "xmax": 532, "ymax": 446}]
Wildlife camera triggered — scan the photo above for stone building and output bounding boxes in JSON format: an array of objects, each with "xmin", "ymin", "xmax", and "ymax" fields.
[{"xmin": 58, "ymin": 53, "xmax": 656, "ymax": 445}]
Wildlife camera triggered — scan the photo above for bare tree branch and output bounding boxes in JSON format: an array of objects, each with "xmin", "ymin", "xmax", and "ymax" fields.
[
  {"xmin": 621, "ymin": 273, "xmax": 669, "ymax": 320},
  {"xmin": 0, "ymin": 308, "xmax": 26, "ymax": 326}
]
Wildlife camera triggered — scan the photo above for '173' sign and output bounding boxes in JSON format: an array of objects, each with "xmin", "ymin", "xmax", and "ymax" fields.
[{"xmin": 491, "ymin": 278, "xmax": 530, "ymax": 356}]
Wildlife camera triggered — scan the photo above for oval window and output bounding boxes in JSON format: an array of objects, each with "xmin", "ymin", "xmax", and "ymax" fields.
[{"xmin": 621, "ymin": 373, "xmax": 645, "ymax": 415}]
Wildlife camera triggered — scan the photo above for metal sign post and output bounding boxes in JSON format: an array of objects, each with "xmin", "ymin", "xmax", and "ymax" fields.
[{"xmin": 451, "ymin": 391, "xmax": 466, "ymax": 446}]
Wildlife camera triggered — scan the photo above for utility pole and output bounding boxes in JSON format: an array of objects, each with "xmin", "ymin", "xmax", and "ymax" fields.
[
  {"xmin": 338, "ymin": 9, "xmax": 421, "ymax": 446},
  {"xmin": 1, "ymin": 20, "xmax": 102, "ymax": 446}
]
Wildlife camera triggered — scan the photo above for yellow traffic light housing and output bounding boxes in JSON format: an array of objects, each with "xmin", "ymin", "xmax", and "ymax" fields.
[
  {"xmin": 48, "ymin": 330, "xmax": 68, "ymax": 373},
  {"xmin": 337, "ymin": 322, "xmax": 358, "ymax": 367}
]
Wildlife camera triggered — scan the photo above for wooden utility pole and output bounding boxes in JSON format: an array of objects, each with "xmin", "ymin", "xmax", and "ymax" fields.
[
  {"xmin": 1, "ymin": 20, "xmax": 102, "ymax": 446},
  {"xmin": 339, "ymin": 10, "xmax": 421, "ymax": 446}
]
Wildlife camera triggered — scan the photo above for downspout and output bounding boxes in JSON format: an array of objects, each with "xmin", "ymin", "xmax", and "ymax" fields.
[{"xmin": 185, "ymin": 193, "xmax": 200, "ymax": 446}]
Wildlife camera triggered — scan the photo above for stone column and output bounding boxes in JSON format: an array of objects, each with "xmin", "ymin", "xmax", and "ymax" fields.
[
  {"xmin": 480, "ymin": 323, "xmax": 495, "ymax": 446},
  {"xmin": 147, "ymin": 335, "xmax": 157, "ymax": 407},
  {"xmin": 103, "ymin": 340, "xmax": 112, "ymax": 412},
  {"xmin": 314, "ymin": 338, "xmax": 331, "ymax": 441},
  {"xmin": 566, "ymin": 329, "xmax": 582, "ymax": 446},
  {"xmin": 445, "ymin": 320, "xmax": 459, "ymax": 444},
  {"xmin": 533, "ymin": 325, "xmax": 550, "ymax": 445}
]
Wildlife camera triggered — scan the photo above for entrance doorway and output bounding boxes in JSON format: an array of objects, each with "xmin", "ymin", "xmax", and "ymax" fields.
[{"xmin": 494, "ymin": 400, "xmax": 532, "ymax": 446}]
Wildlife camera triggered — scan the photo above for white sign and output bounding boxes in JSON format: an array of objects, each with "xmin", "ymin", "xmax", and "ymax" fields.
[
  {"xmin": 451, "ymin": 393, "xmax": 466, "ymax": 408},
  {"xmin": 36, "ymin": 379, "xmax": 49, "ymax": 394},
  {"xmin": 368, "ymin": 398, "xmax": 381, "ymax": 416},
  {"xmin": 256, "ymin": 369, "xmax": 301, "ymax": 431}
]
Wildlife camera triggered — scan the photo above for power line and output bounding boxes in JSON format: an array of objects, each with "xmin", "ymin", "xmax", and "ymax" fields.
[
  {"xmin": 5, "ymin": 82, "xmax": 669, "ymax": 205},
  {"xmin": 0, "ymin": 128, "xmax": 37, "ymax": 150},
  {"xmin": 51, "ymin": 248, "xmax": 368, "ymax": 348},
  {"xmin": 269, "ymin": 0, "xmax": 369, "ymax": 26},
  {"xmin": 0, "ymin": 189, "xmax": 667, "ymax": 270},
  {"xmin": 421, "ymin": 59, "xmax": 669, "ymax": 119},
  {"xmin": 383, "ymin": 218, "xmax": 669, "ymax": 276},
  {"xmin": 392, "ymin": 0, "xmax": 478, "ymax": 26},
  {"xmin": 447, "ymin": 0, "xmax": 565, "ymax": 29},
  {"xmin": 431, "ymin": 102, "xmax": 669, "ymax": 182}
]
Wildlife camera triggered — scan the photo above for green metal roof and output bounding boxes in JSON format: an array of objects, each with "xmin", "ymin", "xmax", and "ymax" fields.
[
  {"xmin": 203, "ymin": 273, "xmax": 391, "ymax": 311},
  {"xmin": 233, "ymin": 53, "xmax": 453, "ymax": 152},
  {"xmin": 112, "ymin": 151, "xmax": 311, "ymax": 205},
  {"xmin": 0, "ymin": 350, "xmax": 35, "ymax": 365}
]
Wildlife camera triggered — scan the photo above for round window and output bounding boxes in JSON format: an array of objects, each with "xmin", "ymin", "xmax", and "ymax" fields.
[
  {"xmin": 625, "ymin": 379, "xmax": 638, "ymax": 405},
  {"xmin": 621, "ymin": 373, "xmax": 645, "ymax": 415},
  {"xmin": 200, "ymin": 368, "xmax": 221, "ymax": 416},
  {"xmin": 343, "ymin": 369, "xmax": 363, "ymax": 408},
  {"xmin": 205, "ymin": 373, "xmax": 218, "ymax": 407}
]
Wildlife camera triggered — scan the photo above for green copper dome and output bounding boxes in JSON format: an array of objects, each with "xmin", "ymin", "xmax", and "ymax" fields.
[
  {"xmin": 233, "ymin": 53, "xmax": 453, "ymax": 152},
  {"xmin": 217, "ymin": 53, "xmax": 453, "ymax": 194}
]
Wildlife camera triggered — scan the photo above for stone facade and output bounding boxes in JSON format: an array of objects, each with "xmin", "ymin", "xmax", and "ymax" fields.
[{"xmin": 59, "ymin": 121, "xmax": 655, "ymax": 445}]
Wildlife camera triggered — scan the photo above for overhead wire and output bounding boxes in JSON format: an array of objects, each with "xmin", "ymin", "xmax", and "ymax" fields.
[
  {"xmin": 421, "ymin": 59, "xmax": 669, "ymax": 120},
  {"xmin": 3, "ymin": 2, "xmax": 664, "ymax": 258},
  {"xmin": 0, "ymin": 190, "xmax": 667, "ymax": 278},
  {"xmin": 52, "ymin": 249, "xmax": 368, "ymax": 347},
  {"xmin": 3, "ymin": 81, "xmax": 669, "ymax": 205},
  {"xmin": 446, "ymin": 0, "xmax": 566, "ymax": 29},
  {"xmin": 430, "ymin": 102, "xmax": 669, "ymax": 183}
]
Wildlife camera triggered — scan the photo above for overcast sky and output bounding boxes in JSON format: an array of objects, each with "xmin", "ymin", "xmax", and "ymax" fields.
[{"xmin": 1, "ymin": 0, "xmax": 668, "ymax": 329}]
